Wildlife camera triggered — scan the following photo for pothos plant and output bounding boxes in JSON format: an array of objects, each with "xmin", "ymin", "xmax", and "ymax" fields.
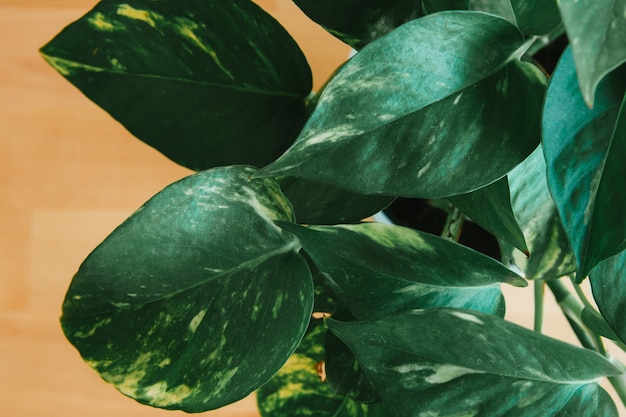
[{"xmin": 40, "ymin": 0, "xmax": 626, "ymax": 415}]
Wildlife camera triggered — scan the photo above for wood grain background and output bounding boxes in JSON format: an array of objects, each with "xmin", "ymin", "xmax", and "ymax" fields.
[{"xmin": 1, "ymin": 1, "xmax": 624, "ymax": 416}]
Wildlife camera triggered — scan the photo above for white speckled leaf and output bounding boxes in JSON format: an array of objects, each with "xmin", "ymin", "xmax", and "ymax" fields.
[
  {"xmin": 501, "ymin": 146, "xmax": 576, "ymax": 280},
  {"xmin": 558, "ymin": 0, "xmax": 626, "ymax": 106},
  {"xmin": 61, "ymin": 166, "xmax": 313, "ymax": 412},
  {"xmin": 40, "ymin": 0, "xmax": 312, "ymax": 170},
  {"xmin": 278, "ymin": 222, "xmax": 526, "ymax": 320},
  {"xmin": 260, "ymin": 11, "xmax": 546, "ymax": 198},
  {"xmin": 327, "ymin": 308, "xmax": 620, "ymax": 417}
]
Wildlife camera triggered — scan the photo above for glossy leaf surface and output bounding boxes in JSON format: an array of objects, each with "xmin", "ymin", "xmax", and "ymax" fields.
[
  {"xmin": 278, "ymin": 177, "xmax": 395, "ymax": 224},
  {"xmin": 558, "ymin": 0, "xmax": 626, "ymax": 105},
  {"xmin": 292, "ymin": 0, "xmax": 423, "ymax": 50},
  {"xmin": 278, "ymin": 222, "xmax": 526, "ymax": 321},
  {"xmin": 542, "ymin": 47, "xmax": 626, "ymax": 280},
  {"xmin": 470, "ymin": 0, "xmax": 561, "ymax": 35},
  {"xmin": 61, "ymin": 166, "xmax": 313, "ymax": 412},
  {"xmin": 328, "ymin": 308, "xmax": 620, "ymax": 417},
  {"xmin": 501, "ymin": 146, "xmax": 576, "ymax": 280},
  {"xmin": 261, "ymin": 12, "xmax": 546, "ymax": 198},
  {"xmin": 590, "ymin": 250, "xmax": 626, "ymax": 344},
  {"xmin": 40, "ymin": 0, "xmax": 312, "ymax": 170},
  {"xmin": 449, "ymin": 176, "xmax": 528, "ymax": 253}
]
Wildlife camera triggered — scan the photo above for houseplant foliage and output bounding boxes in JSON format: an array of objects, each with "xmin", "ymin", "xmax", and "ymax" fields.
[{"xmin": 40, "ymin": 0, "xmax": 626, "ymax": 415}]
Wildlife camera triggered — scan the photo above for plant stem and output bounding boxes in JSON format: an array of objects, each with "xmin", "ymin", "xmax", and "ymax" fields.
[
  {"xmin": 547, "ymin": 279, "xmax": 626, "ymax": 408},
  {"xmin": 441, "ymin": 205, "xmax": 464, "ymax": 242},
  {"xmin": 330, "ymin": 397, "xmax": 350, "ymax": 417},
  {"xmin": 533, "ymin": 280, "xmax": 545, "ymax": 333},
  {"xmin": 546, "ymin": 278, "xmax": 600, "ymax": 351}
]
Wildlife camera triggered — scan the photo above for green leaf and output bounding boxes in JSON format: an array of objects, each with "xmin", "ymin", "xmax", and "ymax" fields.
[
  {"xmin": 61, "ymin": 166, "xmax": 313, "ymax": 412},
  {"xmin": 292, "ymin": 0, "xmax": 424, "ymax": 50},
  {"xmin": 327, "ymin": 308, "xmax": 620, "ymax": 417},
  {"xmin": 260, "ymin": 11, "xmax": 546, "ymax": 198},
  {"xmin": 40, "ymin": 0, "xmax": 312, "ymax": 171},
  {"xmin": 590, "ymin": 250, "xmax": 626, "ymax": 344},
  {"xmin": 449, "ymin": 176, "xmax": 528, "ymax": 253},
  {"xmin": 278, "ymin": 222, "xmax": 526, "ymax": 321},
  {"xmin": 501, "ymin": 146, "xmax": 576, "ymax": 280},
  {"xmin": 470, "ymin": 0, "xmax": 561, "ymax": 35},
  {"xmin": 581, "ymin": 306, "xmax": 621, "ymax": 341},
  {"xmin": 422, "ymin": 0, "xmax": 470, "ymax": 13},
  {"xmin": 542, "ymin": 46, "xmax": 626, "ymax": 280},
  {"xmin": 558, "ymin": 0, "xmax": 626, "ymax": 106},
  {"xmin": 257, "ymin": 313, "xmax": 389, "ymax": 417},
  {"xmin": 279, "ymin": 177, "xmax": 395, "ymax": 224}
]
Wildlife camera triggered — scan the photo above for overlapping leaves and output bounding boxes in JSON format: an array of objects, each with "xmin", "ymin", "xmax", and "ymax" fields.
[
  {"xmin": 500, "ymin": 146, "xmax": 576, "ymax": 280},
  {"xmin": 40, "ymin": 0, "xmax": 312, "ymax": 170},
  {"xmin": 261, "ymin": 11, "xmax": 546, "ymax": 198},
  {"xmin": 542, "ymin": 46, "xmax": 626, "ymax": 280},
  {"xmin": 291, "ymin": 0, "xmax": 423, "ymax": 50},
  {"xmin": 558, "ymin": 0, "xmax": 626, "ymax": 106},
  {"xmin": 278, "ymin": 222, "xmax": 526, "ymax": 320},
  {"xmin": 328, "ymin": 308, "xmax": 620, "ymax": 417},
  {"xmin": 61, "ymin": 166, "xmax": 313, "ymax": 412}
]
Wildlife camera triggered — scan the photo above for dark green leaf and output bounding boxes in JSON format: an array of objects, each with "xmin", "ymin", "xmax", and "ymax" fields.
[
  {"xmin": 501, "ymin": 146, "xmax": 576, "ymax": 280},
  {"xmin": 581, "ymin": 306, "xmax": 621, "ymax": 341},
  {"xmin": 325, "ymin": 308, "xmax": 380, "ymax": 403},
  {"xmin": 257, "ymin": 313, "xmax": 389, "ymax": 417},
  {"xmin": 279, "ymin": 177, "xmax": 395, "ymax": 224},
  {"xmin": 260, "ymin": 11, "xmax": 546, "ymax": 198},
  {"xmin": 292, "ymin": 0, "xmax": 424, "ymax": 50},
  {"xmin": 40, "ymin": 0, "xmax": 312, "ymax": 170},
  {"xmin": 558, "ymin": 0, "xmax": 626, "ymax": 105},
  {"xmin": 61, "ymin": 166, "xmax": 313, "ymax": 412},
  {"xmin": 542, "ymin": 46, "xmax": 626, "ymax": 280},
  {"xmin": 590, "ymin": 250, "xmax": 626, "ymax": 344},
  {"xmin": 278, "ymin": 222, "xmax": 525, "ymax": 321},
  {"xmin": 449, "ymin": 176, "xmax": 528, "ymax": 253},
  {"xmin": 421, "ymin": 0, "xmax": 470, "ymax": 13},
  {"xmin": 470, "ymin": 0, "xmax": 561, "ymax": 35},
  {"xmin": 328, "ymin": 308, "xmax": 620, "ymax": 417}
]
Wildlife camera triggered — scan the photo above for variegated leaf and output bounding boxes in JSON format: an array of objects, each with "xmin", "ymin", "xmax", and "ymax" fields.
[
  {"xmin": 328, "ymin": 308, "xmax": 620, "ymax": 417},
  {"xmin": 278, "ymin": 222, "xmax": 526, "ymax": 321},
  {"xmin": 61, "ymin": 166, "xmax": 313, "ymax": 412},
  {"xmin": 40, "ymin": 0, "xmax": 312, "ymax": 170},
  {"xmin": 260, "ymin": 12, "xmax": 546, "ymax": 198}
]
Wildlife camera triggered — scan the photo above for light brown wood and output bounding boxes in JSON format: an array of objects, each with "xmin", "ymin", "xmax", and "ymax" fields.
[{"xmin": 1, "ymin": 1, "xmax": 624, "ymax": 416}]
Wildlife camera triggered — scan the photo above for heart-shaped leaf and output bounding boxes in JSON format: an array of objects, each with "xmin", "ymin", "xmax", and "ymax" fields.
[
  {"xmin": 40, "ymin": 0, "xmax": 312, "ymax": 170},
  {"xmin": 260, "ymin": 11, "xmax": 546, "ymax": 198},
  {"xmin": 501, "ymin": 146, "xmax": 576, "ymax": 280},
  {"xmin": 278, "ymin": 222, "xmax": 526, "ymax": 321},
  {"xmin": 470, "ymin": 0, "xmax": 561, "ymax": 35},
  {"xmin": 590, "ymin": 249, "xmax": 626, "ymax": 344},
  {"xmin": 61, "ymin": 166, "xmax": 313, "ymax": 412},
  {"xmin": 279, "ymin": 177, "xmax": 395, "ymax": 224},
  {"xmin": 327, "ymin": 308, "xmax": 620, "ymax": 417},
  {"xmin": 558, "ymin": 0, "xmax": 626, "ymax": 106},
  {"xmin": 448, "ymin": 176, "xmax": 528, "ymax": 253},
  {"xmin": 542, "ymin": 46, "xmax": 626, "ymax": 280},
  {"xmin": 292, "ymin": 0, "xmax": 424, "ymax": 50}
]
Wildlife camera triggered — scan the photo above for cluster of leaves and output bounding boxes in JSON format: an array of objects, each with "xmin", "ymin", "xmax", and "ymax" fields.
[{"xmin": 41, "ymin": 0, "xmax": 626, "ymax": 416}]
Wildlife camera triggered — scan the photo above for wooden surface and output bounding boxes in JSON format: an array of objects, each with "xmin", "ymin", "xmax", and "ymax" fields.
[{"xmin": 1, "ymin": 1, "xmax": 624, "ymax": 416}]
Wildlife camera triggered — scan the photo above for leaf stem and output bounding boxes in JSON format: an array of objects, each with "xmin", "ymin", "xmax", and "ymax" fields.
[
  {"xmin": 533, "ymin": 280, "xmax": 545, "ymax": 333},
  {"xmin": 330, "ymin": 396, "xmax": 350, "ymax": 417},
  {"xmin": 441, "ymin": 205, "xmax": 464, "ymax": 242},
  {"xmin": 546, "ymin": 278, "xmax": 600, "ymax": 351}
]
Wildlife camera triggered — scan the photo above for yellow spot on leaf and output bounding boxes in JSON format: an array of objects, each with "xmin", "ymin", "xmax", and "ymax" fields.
[{"xmin": 116, "ymin": 4, "xmax": 160, "ymax": 27}]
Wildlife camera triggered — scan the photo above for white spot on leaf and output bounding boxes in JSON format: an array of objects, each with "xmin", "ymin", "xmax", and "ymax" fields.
[{"xmin": 449, "ymin": 311, "xmax": 484, "ymax": 325}]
